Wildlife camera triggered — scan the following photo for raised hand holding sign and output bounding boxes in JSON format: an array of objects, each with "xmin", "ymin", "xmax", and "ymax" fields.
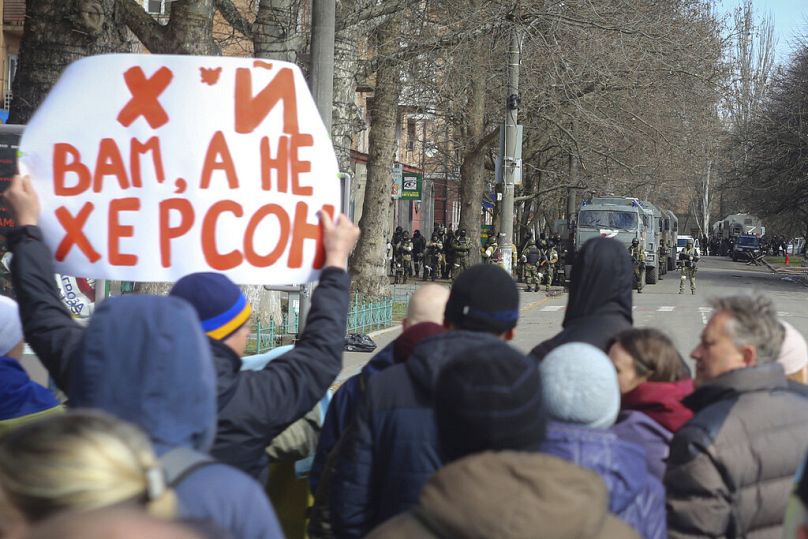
[{"xmin": 19, "ymin": 55, "xmax": 341, "ymax": 285}]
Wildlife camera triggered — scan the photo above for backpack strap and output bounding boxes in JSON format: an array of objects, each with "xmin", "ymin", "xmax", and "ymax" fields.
[{"xmin": 160, "ymin": 446, "xmax": 217, "ymax": 488}]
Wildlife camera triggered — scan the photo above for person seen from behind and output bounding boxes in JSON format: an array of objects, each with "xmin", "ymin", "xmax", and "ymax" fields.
[
  {"xmin": 608, "ymin": 328, "xmax": 694, "ymax": 480},
  {"xmin": 169, "ymin": 210, "xmax": 359, "ymax": 481},
  {"xmin": 539, "ymin": 342, "xmax": 666, "ymax": 539},
  {"xmin": 3, "ymin": 175, "xmax": 284, "ymax": 539},
  {"xmin": 328, "ymin": 264, "xmax": 520, "ymax": 538},
  {"xmin": 0, "ymin": 295, "xmax": 62, "ymax": 434},
  {"xmin": 665, "ymin": 294, "xmax": 808, "ymax": 538},
  {"xmin": 366, "ymin": 343, "xmax": 640, "ymax": 539},
  {"xmin": 308, "ymin": 284, "xmax": 449, "ymax": 538},
  {"xmin": 531, "ymin": 237, "xmax": 633, "ymax": 360},
  {"xmin": 779, "ymin": 320, "xmax": 808, "ymax": 388},
  {"xmin": 0, "ymin": 410, "xmax": 176, "ymax": 538}
]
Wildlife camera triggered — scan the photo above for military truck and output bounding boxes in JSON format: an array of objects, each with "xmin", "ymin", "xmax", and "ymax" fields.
[
  {"xmin": 637, "ymin": 201, "xmax": 664, "ymax": 284},
  {"xmin": 575, "ymin": 196, "xmax": 648, "ymax": 279}
]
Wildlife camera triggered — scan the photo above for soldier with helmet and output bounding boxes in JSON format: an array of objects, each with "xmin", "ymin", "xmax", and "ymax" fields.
[
  {"xmin": 451, "ymin": 228, "xmax": 472, "ymax": 279},
  {"xmin": 628, "ymin": 238, "xmax": 646, "ymax": 293},
  {"xmin": 522, "ymin": 241, "xmax": 545, "ymax": 292},
  {"xmin": 424, "ymin": 232, "xmax": 445, "ymax": 281},
  {"xmin": 545, "ymin": 242, "xmax": 559, "ymax": 292},
  {"xmin": 679, "ymin": 239, "xmax": 699, "ymax": 294}
]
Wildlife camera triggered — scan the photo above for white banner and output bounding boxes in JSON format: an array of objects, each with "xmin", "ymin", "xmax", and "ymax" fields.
[{"xmin": 20, "ymin": 54, "xmax": 340, "ymax": 285}]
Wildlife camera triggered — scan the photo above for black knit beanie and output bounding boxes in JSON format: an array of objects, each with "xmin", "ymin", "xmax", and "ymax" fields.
[
  {"xmin": 435, "ymin": 342, "xmax": 546, "ymax": 463},
  {"xmin": 444, "ymin": 264, "xmax": 519, "ymax": 334}
]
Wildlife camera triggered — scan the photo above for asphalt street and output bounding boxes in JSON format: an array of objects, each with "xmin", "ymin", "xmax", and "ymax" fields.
[
  {"xmin": 18, "ymin": 257, "xmax": 808, "ymax": 387},
  {"xmin": 340, "ymin": 257, "xmax": 808, "ymax": 382}
]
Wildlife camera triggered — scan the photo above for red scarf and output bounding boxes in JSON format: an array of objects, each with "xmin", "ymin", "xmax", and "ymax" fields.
[{"xmin": 621, "ymin": 379, "xmax": 695, "ymax": 432}]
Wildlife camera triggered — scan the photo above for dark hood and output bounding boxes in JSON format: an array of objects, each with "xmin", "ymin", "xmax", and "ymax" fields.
[
  {"xmin": 542, "ymin": 422, "xmax": 649, "ymax": 515},
  {"xmin": 406, "ymin": 331, "xmax": 507, "ymax": 396},
  {"xmin": 563, "ymin": 237, "xmax": 632, "ymax": 328},
  {"xmin": 69, "ymin": 296, "xmax": 217, "ymax": 454}
]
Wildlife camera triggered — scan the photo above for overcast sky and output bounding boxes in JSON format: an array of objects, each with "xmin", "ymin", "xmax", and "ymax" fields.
[{"xmin": 716, "ymin": 0, "xmax": 807, "ymax": 63}]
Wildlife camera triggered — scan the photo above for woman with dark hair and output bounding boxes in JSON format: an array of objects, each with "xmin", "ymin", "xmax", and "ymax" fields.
[{"xmin": 609, "ymin": 328, "xmax": 694, "ymax": 480}]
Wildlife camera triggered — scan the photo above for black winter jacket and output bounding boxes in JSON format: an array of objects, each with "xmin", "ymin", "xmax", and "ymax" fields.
[
  {"xmin": 9, "ymin": 225, "xmax": 350, "ymax": 481},
  {"xmin": 531, "ymin": 237, "xmax": 633, "ymax": 360},
  {"xmin": 329, "ymin": 331, "xmax": 507, "ymax": 539},
  {"xmin": 206, "ymin": 267, "xmax": 349, "ymax": 480}
]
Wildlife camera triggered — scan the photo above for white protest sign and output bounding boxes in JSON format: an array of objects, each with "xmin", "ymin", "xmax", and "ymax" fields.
[{"xmin": 20, "ymin": 54, "xmax": 340, "ymax": 285}]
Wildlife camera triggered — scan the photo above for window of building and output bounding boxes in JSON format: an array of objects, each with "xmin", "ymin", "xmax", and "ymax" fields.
[
  {"xmin": 407, "ymin": 119, "xmax": 416, "ymax": 152},
  {"xmin": 144, "ymin": 0, "xmax": 165, "ymax": 15}
]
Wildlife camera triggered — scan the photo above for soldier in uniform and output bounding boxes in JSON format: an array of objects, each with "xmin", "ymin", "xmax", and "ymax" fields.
[
  {"xmin": 679, "ymin": 239, "xmax": 699, "ymax": 294},
  {"xmin": 443, "ymin": 229, "xmax": 455, "ymax": 279},
  {"xmin": 424, "ymin": 232, "xmax": 445, "ymax": 281},
  {"xmin": 522, "ymin": 241, "xmax": 545, "ymax": 292},
  {"xmin": 451, "ymin": 228, "xmax": 472, "ymax": 279},
  {"xmin": 545, "ymin": 243, "xmax": 559, "ymax": 292},
  {"xmin": 658, "ymin": 238, "xmax": 668, "ymax": 281},
  {"xmin": 411, "ymin": 230, "xmax": 426, "ymax": 279},
  {"xmin": 482, "ymin": 235, "xmax": 498, "ymax": 264},
  {"xmin": 390, "ymin": 226, "xmax": 403, "ymax": 275},
  {"xmin": 398, "ymin": 231, "xmax": 414, "ymax": 280},
  {"xmin": 629, "ymin": 238, "xmax": 646, "ymax": 293}
]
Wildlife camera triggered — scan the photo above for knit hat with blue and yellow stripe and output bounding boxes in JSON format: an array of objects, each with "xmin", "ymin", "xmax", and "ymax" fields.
[{"xmin": 170, "ymin": 273, "xmax": 251, "ymax": 341}]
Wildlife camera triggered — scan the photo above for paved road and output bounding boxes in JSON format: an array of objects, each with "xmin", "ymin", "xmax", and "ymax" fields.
[
  {"xmin": 20, "ymin": 257, "xmax": 808, "ymax": 387},
  {"xmin": 340, "ymin": 257, "xmax": 808, "ymax": 382}
]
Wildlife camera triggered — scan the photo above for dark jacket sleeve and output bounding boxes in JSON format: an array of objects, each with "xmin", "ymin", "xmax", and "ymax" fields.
[
  {"xmin": 8, "ymin": 226, "xmax": 84, "ymax": 393},
  {"xmin": 664, "ymin": 423, "xmax": 732, "ymax": 538},
  {"xmin": 310, "ymin": 375, "xmax": 361, "ymax": 492},
  {"xmin": 329, "ymin": 388, "xmax": 378, "ymax": 539},
  {"xmin": 234, "ymin": 267, "xmax": 350, "ymax": 442}
]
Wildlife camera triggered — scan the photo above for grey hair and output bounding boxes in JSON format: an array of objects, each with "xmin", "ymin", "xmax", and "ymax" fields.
[{"xmin": 709, "ymin": 294, "xmax": 785, "ymax": 364}]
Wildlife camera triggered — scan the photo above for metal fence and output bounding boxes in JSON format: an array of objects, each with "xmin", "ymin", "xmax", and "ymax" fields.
[{"xmin": 247, "ymin": 284, "xmax": 416, "ymax": 355}]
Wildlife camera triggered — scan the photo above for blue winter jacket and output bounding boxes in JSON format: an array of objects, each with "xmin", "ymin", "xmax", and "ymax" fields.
[
  {"xmin": 0, "ymin": 356, "xmax": 60, "ymax": 421},
  {"xmin": 310, "ymin": 341, "xmax": 395, "ymax": 493},
  {"xmin": 329, "ymin": 331, "xmax": 507, "ymax": 539},
  {"xmin": 542, "ymin": 422, "xmax": 667, "ymax": 539},
  {"xmin": 8, "ymin": 226, "xmax": 284, "ymax": 539}
]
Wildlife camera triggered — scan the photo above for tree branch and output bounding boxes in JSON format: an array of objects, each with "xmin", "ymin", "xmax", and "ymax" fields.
[
  {"xmin": 215, "ymin": 0, "xmax": 253, "ymax": 40},
  {"xmin": 118, "ymin": 0, "xmax": 169, "ymax": 52}
]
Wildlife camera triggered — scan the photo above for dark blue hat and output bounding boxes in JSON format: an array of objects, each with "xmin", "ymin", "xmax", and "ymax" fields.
[
  {"xmin": 444, "ymin": 264, "xmax": 519, "ymax": 334},
  {"xmin": 170, "ymin": 273, "xmax": 251, "ymax": 341}
]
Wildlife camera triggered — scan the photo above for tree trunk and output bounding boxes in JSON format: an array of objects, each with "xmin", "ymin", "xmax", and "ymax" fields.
[
  {"xmin": 254, "ymin": 0, "xmax": 304, "ymax": 63},
  {"xmin": 348, "ymin": 15, "xmax": 401, "ymax": 298},
  {"xmin": 10, "ymin": 0, "xmax": 133, "ymax": 123},
  {"xmin": 457, "ymin": 41, "xmax": 487, "ymax": 266}
]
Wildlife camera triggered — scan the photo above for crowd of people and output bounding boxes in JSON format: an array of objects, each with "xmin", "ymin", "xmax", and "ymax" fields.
[{"xmin": 3, "ymin": 172, "xmax": 808, "ymax": 539}]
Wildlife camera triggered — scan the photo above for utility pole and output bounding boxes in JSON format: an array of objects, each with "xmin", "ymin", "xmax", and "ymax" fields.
[
  {"xmin": 297, "ymin": 0, "xmax": 336, "ymax": 333},
  {"xmin": 500, "ymin": 25, "xmax": 521, "ymax": 275}
]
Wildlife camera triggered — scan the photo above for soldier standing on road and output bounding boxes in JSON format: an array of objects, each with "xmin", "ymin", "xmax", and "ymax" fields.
[
  {"xmin": 411, "ymin": 230, "xmax": 426, "ymax": 279},
  {"xmin": 545, "ymin": 244, "xmax": 559, "ymax": 293},
  {"xmin": 397, "ymin": 231, "xmax": 414, "ymax": 280},
  {"xmin": 679, "ymin": 239, "xmax": 699, "ymax": 295},
  {"xmin": 390, "ymin": 226, "xmax": 403, "ymax": 275},
  {"xmin": 629, "ymin": 238, "xmax": 646, "ymax": 294},
  {"xmin": 658, "ymin": 238, "xmax": 667, "ymax": 281},
  {"xmin": 443, "ymin": 229, "xmax": 455, "ymax": 280},
  {"xmin": 425, "ymin": 233, "xmax": 444, "ymax": 281},
  {"xmin": 451, "ymin": 228, "xmax": 472, "ymax": 279},
  {"xmin": 522, "ymin": 241, "xmax": 545, "ymax": 292}
]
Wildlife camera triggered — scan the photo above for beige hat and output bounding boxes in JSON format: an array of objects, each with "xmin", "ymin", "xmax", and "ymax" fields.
[{"xmin": 778, "ymin": 320, "xmax": 808, "ymax": 375}]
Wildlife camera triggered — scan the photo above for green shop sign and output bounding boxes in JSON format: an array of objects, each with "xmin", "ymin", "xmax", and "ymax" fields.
[{"xmin": 400, "ymin": 172, "xmax": 422, "ymax": 200}]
